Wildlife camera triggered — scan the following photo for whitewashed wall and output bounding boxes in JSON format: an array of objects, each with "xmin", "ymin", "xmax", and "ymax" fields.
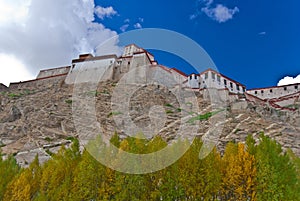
[
  {"xmin": 65, "ymin": 58, "xmax": 115, "ymax": 84},
  {"xmin": 247, "ymin": 84, "xmax": 300, "ymax": 99},
  {"xmin": 198, "ymin": 70, "xmax": 245, "ymax": 94}
]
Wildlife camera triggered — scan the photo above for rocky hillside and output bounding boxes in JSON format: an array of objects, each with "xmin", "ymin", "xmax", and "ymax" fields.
[{"xmin": 0, "ymin": 81, "xmax": 300, "ymax": 166}]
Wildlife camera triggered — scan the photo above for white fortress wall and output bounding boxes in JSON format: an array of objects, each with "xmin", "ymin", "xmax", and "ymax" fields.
[
  {"xmin": 200, "ymin": 70, "xmax": 245, "ymax": 94},
  {"xmin": 169, "ymin": 69, "xmax": 187, "ymax": 87},
  {"xmin": 188, "ymin": 74, "xmax": 200, "ymax": 88},
  {"xmin": 65, "ymin": 57, "xmax": 116, "ymax": 84},
  {"xmin": 247, "ymin": 84, "xmax": 300, "ymax": 99}
]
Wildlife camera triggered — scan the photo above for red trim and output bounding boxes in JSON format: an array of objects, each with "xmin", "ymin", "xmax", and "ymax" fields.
[
  {"xmin": 170, "ymin": 68, "xmax": 187, "ymax": 77},
  {"xmin": 245, "ymin": 91, "xmax": 299, "ymax": 111},
  {"xmin": 198, "ymin": 68, "xmax": 246, "ymax": 88},
  {"xmin": 39, "ymin": 66, "xmax": 71, "ymax": 73},
  {"xmin": 72, "ymin": 54, "xmax": 117, "ymax": 63},
  {"xmin": 247, "ymin": 83, "xmax": 300, "ymax": 91},
  {"xmin": 125, "ymin": 44, "xmax": 141, "ymax": 49},
  {"xmin": 9, "ymin": 73, "xmax": 68, "ymax": 86},
  {"xmin": 119, "ymin": 55, "xmax": 133, "ymax": 59}
]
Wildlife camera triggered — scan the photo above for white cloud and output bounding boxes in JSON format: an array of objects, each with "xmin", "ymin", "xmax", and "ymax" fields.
[
  {"xmin": 190, "ymin": 0, "xmax": 239, "ymax": 22},
  {"xmin": 94, "ymin": 6, "xmax": 118, "ymax": 20},
  {"xmin": 134, "ymin": 23, "xmax": 142, "ymax": 29},
  {"xmin": 203, "ymin": 0, "xmax": 213, "ymax": 7},
  {"xmin": 0, "ymin": 0, "xmax": 31, "ymax": 25},
  {"xmin": 202, "ymin": 4, "xmax": 239, "ymax": 23},
  {"xmin": 0, "ymin": 54, "xmax": 34, "ymax": 86},
  {"xmin": 0, "ymin": 0, "xmax": 121, "ymax": 85},
  {"xmin": 277, "ymin": 75, "xmax": 300, "ymax": 86},
  {"xmin": 120, "ymin": 24, "xmax": 129, "ymax": 32},
  {"xmin": 258, "ymin": 31, "xmax": 267, "ymax": 35}
]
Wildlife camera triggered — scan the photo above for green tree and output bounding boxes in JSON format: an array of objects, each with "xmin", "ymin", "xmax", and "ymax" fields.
[
  {"xmin": 4, "ymin": 155, "xmax": 41, "ymax": 201},
  {"xmin": 255, "ymin": 134, "xmax": 298, "ymax": 201},
  {"xmin": 0, "ymin": 153, "xmax": 21, "ymax": 200}
]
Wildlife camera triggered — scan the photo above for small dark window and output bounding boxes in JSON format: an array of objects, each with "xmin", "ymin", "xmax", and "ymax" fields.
[
  {"xmin": 128, "ymin": 61, "xmax": 130, "ymax": 65},
  {"xmin": 205, "ymin": 73, "xmax": 208, "ymax": 79},
  {"xmin": 190, "ymin": 75, "xmax": 192, "ymax": 80},
  {"xmin": 261, "ymin": 90, "xmax": 264, "ymax": 94},
  {"xmin": 230, "ymin": 82, "xmax": 233, "ymax": 89},
  {"xmin": 194, "ymin": 74, "xmax": 197, "ymax": 79},
  {"xmin": 224, "ymin": 79, "xmax": 227, "ymax": 86},
  {"xmin": 255, "ymin": 91, "xmax": 257, "ymax": 94},
  {"xmin": 217, "ymin": 75, "xmax": 221, "ymax": 82},
  {"xmin": 295, "ymin": 85, "xmax": 298, "ymax": 89},
  {"xmin": 236, "ymin": 85, "xmax": 240, "ymax": 91},
  {"xmin": 270, "ymin": 89, "xmax": 273, "ymax": 93},
  {"xmin": 284, "ymin": 87, "xmax": 287, "ymax": 91}
]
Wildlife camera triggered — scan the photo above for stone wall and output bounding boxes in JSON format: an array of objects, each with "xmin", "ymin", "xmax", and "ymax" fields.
[
  {"xmin": 37, "ymin": 66, "xmax": 70, "ymax": 79},
  {"xmin": 9, "ymin": 74, "xmax": 67, "ymax": 90}
]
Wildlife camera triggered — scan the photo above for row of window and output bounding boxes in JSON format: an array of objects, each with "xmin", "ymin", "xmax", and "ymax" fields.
[
  {"xmin": 254, "ymin": 85, "xmax": 299, "ymax": 95},
  {"xmin": 189, "ymin": 72, "xmax": 245, "ymax": 92}
]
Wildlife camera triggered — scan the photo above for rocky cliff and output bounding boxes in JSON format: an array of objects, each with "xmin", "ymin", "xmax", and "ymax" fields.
[{"xmin": 0, "ymin": 81, "xmax": 299, "ymax": 167}]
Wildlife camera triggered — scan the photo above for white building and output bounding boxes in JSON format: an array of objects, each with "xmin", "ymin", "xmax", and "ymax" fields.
[
  {"xmin": 187, "ymin": 69, "xmax": 246, "ymax": 94},
  {"xmin": 246, "ymin": 83, "xmax": 300, "ymax": 100}
]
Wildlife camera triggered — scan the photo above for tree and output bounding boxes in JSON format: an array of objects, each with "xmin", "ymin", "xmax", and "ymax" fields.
[
  {"xmin": 220, "ymin": 142, "xmax": 257, "ymax": 201},
  {"xmin": 4, "ymin": 155, "xmax": 41, "ymax": 201},
  {"xmin": 0, "ymin": 152, "xmax": 20, "ymax": 200},
  {"xmin": 255, "ymin": 134, "xmax": 298, "ymax": 201}
]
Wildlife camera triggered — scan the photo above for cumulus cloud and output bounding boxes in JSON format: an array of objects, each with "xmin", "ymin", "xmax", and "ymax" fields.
[
  {"xmin": 0, "ymin": 0, "xmax": 121, "ymax": 86},
  {"xmin": 277, "ymin": 75, "xmax": 300, "ymax": 86},
  {"xmin": 202, "ymin": 4, "xmax": 239, "ymax": 23},
  {"xmin": 191, "ymin": 0, "xmax": 239, "ymax": 23},
  {"xmin": 95, "ymin": 6, "xmax": 118, "ymax": 20},
  {"xmin": 134, "ymin": 23, "xmax": 142, "ymax": 29},
  {"xmin": 120, "ymin": 24, "xmax": 129, "ymax": 32}
]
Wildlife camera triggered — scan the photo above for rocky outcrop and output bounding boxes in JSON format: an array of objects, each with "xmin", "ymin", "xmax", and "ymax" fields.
[
  {"xmin": 0, "ymin": 82, "xmax": 299, "ymax": 167},
  {"xmin": 0, "ymin": 83, "xmax": 8, "ymax": 92}
]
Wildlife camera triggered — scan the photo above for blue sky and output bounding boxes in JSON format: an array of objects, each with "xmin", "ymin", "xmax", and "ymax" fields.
[
  {"xmin": 0, "ymin": 0, "xmax": 299, "ymax": 89},
  {"xmin": 95, "ymin": 0, "xmax": 300, "ymax": 89}
]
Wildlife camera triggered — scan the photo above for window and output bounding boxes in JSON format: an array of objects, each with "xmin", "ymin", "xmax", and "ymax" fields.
[
  {"xmin": 217, "ymin": 75, "xmax": 221, "ymax": 82},
  {"xmin": 128, "ymin": 61, "xmax": 130, "ymax": 65},
  {"xmin": 224, "ymin": 79, "xmax": 227, "ymax": 86},
  {"xmin": 190, "ymin": 75, "xmax": 192, "ymax": 80},
  {"xmin": 255, "ymin": 91, "xmax": 257, "ymax": 94},
  {"xmin": 295, "ymin": 85, "xmax": 298, "ymax": 89},
  {"xmin": 261, "ymin": 90, "xmax": 264, "ymax": 94},
  {"xmin": 205, "ymin": 73, "xmax": 208, "ymax": 79},
  {"xmin": 212, "ymin": 72, "xmax": 215, "ymax": 79},
  {"xmin": 194, "ymin": 74, "xmax": 197, "ymax": 79},
  {"xmin": 284, "ymin": 87, "xmax": 287, "ymax": 91},
  {"xmin": 270, "ymin": 89, "xmax": 273, "ymax": 93},
  {"xmin": 236, "ymin": 85, "xmax": 240, "ymax": 91},
  {"xmin": 230, "ymin": 82, "xmax": 233, "ymax": 89}
]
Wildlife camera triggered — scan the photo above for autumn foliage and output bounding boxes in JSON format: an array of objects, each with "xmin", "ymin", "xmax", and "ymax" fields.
[{"xmin": 0, "ymin": 134, "xmax": 299, "ymax": 201}]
